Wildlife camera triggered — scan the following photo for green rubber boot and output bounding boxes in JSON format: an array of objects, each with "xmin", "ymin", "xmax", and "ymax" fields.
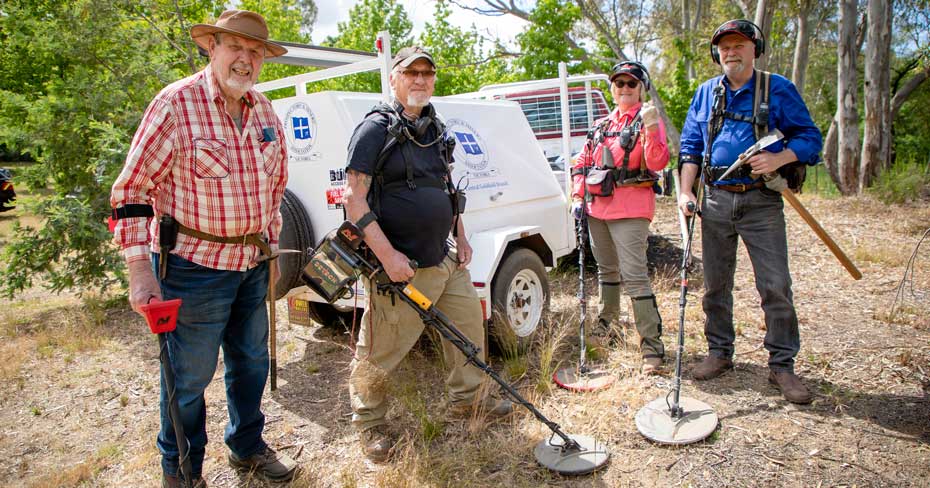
[
  {"xmin": 632, "ymin": 295, "xmax": 665, "ymax": 360},
  {"xmin": 597, "ymin": 282, "xmax": 622, "ymax": 329}
]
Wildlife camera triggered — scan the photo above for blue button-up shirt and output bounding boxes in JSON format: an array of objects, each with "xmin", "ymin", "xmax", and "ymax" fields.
[{"xmin": 679, "ymin": 71, "xmax": 823, "ymax": 185}]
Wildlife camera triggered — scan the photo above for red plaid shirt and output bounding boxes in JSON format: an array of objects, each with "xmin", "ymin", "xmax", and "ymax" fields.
[{"xmin": 110, "ymin": 65, "xmax": 288, "ymax": 271}]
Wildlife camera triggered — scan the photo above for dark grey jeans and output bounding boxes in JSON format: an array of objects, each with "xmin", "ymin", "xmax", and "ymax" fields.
[{"xmin": 700, "ymin": 185, "xmax": 800, "ymax": 372}]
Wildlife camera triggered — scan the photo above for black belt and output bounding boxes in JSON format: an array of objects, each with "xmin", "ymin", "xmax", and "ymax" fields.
[{"xmin": 704, "ymin": 164, "xmax": 752, "ymax": 182}]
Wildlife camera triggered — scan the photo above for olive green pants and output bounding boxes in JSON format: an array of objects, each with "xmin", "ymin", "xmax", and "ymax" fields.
[
  {"xmin": 587, "ymin": 216, "xmax": 663, "ymax": 357},
  {"xmin": 349, "ymin": 254, "xmax": 487, "ymax": 431}
]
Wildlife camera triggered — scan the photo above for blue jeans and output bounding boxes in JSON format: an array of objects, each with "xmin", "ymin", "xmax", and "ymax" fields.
[
  {"xmin": 700, "ymin": 186, "xmax": 800, "ymax": 372},
  {"xmin": 153, "ymin": 253, "xmax": 269, "ymax": 477}
]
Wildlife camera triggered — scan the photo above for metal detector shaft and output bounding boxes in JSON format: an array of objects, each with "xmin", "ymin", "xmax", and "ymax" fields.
[
  {"xmin": 159, "ymin": 334, "xmax": 194, "ymax": 487},
  {"xmin": 671, "ymin": 200, "xmax": 701, "ymax": 418},
  {"xmin": 387, "ymin": 284, "xmax": 581, "ymax": 450},
  {"xmin": 577, "ymin": 216, "xmax": 589, "ymax": 374}
]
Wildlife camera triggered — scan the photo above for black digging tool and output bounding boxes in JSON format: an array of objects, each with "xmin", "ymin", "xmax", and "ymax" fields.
[
  {"xmin": 634, "ymin": 152, "xmax": 718, "ymax": 445},
  {"xmin": 140, "ymin": 298, "xmax": 194, "ymax": 487},
  {"xmin": 553, "ymin": 194, "xmax": 614, "ymax": 392},
  {"xmin": 301, "ymin": 221, "xmax": 610, "ymax": 475}
]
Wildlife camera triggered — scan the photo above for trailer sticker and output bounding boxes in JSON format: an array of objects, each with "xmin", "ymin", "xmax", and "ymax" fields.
[
  {"xmin": 284, "ymin": 102, "xmax": 319, "ymax": 158},
  {"xmin": 326, "ymin": 187, "xmax": 345, "ymax": 209},
  {"xmin": 446, "ymin": 118, "xmax": 505, "ymax": 184}
]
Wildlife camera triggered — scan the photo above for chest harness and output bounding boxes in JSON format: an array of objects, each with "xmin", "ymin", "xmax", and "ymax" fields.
[
  {"xmin": 698, "ymin": 70, "xmax": 806, "ymax": 191},
  {"xmin": 361, "ymin": 101, "xmax": 465, "ymax": 236},
  {"xmin": 572, "ymin": 109, "xmax": 659, "ymax": 199}
]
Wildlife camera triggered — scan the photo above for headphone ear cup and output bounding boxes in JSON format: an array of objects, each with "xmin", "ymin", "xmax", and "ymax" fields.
[
  {"xmin": 711, "ymin": 45, "xmax": 720, "ymax": 64},
  {"xmin": 415, "ymin": 117, "xmax": 431, "ymax": 137},
  {"xmin": 754, "ymin": 38, "xmax": 764, "ymax": 58}
]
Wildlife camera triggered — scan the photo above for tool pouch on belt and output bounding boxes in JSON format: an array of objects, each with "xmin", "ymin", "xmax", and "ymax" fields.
[
  {"xmin": 158, "ymin": 215, "xmax": 179, "ymax": 279},
  {"xmin": 585, "ymin": 167, "xmax": 616, "ymax": 197}
]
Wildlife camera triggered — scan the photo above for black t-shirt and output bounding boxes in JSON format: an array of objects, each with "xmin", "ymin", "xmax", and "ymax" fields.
[{"xmin": 346, "ymin": 107, "xmax": 453, "ymax": 268}]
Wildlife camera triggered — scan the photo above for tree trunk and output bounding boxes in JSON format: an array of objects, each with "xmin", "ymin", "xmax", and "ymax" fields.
[
  {"xmin": 891, "ymin": 65, "xmax": 930, "ymax": 120},
  {"xmin": 791, "ymin": 0, "xmax": 812, "ymax": 94},
  {"xmin": 859, "ymin": 0, "xmax": 893, "ymax": 191},
  {"xmin": 822, "ymin": 117, "xmax": 841, "ymax": 186},
  {"xmin": 754, "ymin": 0, "xmax": 773, "ymax": 72},
  {"xmin": 836, "ymin": 0, "xmax": 860, "ymax": 195}
]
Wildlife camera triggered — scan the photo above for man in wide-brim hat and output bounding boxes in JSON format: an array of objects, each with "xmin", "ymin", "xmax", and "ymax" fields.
[{"xmin": 110, "ymin": 9, "xmax": 296, "ymax": 487}]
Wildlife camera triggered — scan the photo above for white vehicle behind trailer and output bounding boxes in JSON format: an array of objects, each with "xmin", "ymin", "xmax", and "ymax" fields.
[{"xmin": 259, "ymin": 33, "xmax": 575, "ymax": 347}]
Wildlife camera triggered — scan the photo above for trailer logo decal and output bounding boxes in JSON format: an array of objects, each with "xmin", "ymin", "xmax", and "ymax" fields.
[
  {"xmin": 446, "ymin": 119, "xmax": 493, "ymax": 175},
  {"xmin": 284, "ymin": 102, "xmax": 318, "ymax": 156}
]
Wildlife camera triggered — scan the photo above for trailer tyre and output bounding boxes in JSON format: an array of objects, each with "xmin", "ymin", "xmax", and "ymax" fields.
[
  {"xmin": 491, "ymin": 248, "xmax": 549, "ymax": 352},
  {"xmin": 275, "ymin": 189, "xmax": 314, "ymax": 300}
]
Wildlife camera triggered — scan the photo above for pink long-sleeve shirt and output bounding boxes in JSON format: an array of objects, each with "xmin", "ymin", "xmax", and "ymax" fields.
[{"xmin": 571, "ymin": 102, "xmax": 669, "ymax": 221}]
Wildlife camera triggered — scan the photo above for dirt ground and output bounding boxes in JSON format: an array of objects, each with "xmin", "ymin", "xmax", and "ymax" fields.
[{"xmin": 0, "ymin": 193, "xmax": 928, "ymax": 487}]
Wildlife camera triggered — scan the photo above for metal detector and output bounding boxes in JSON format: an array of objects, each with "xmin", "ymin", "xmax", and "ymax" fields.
[
  {"xmin": 553, "ymin": 196, "xmax": 615, "ymax": 392},
  {"xmin": 302, "ymin": 221, "xmax": 610, "ymax": 475},
  {"xmin": 634, "ymin": 153, "xmax": 718, "ymax": 445},
  {"xmin": 140, "ymin": 298, "xmax": 195, "ymax": 487}
]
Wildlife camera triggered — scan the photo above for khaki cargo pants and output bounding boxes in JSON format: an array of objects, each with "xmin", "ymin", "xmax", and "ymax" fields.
[{"xmin": 349, "ymin": 253, "xmax": 487, "ymax": 431}]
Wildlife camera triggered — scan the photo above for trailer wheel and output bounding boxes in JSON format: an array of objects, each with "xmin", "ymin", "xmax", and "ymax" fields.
[
  {"xmin": 275, "ymin": 190, "xmax": 314, "ymax": 300},
  {"xmin": 491, "ymin": 248, "xmax": 549, "ymax": 352},
  {"xmin": 307, "ymin": 302, "xmax": 363, "ymax": 330}
]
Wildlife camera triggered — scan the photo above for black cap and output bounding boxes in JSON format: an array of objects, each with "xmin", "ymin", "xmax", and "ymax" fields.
[
  {"xmin": 609, "ymin": 61, "xmax": 651, "ymax": 91},
  {"xmin": 392, "ymin": 46, "xmax": 436, "ymax": 69},
  {"xmin": 712, "ymin": 19, "xmax": 758, "ymax": 45}
]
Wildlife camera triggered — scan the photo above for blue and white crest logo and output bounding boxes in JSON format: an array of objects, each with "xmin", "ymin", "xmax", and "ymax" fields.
[
  {"xmin": 446, "ymin": 118, "xmax": 490, "ymax": 172},
  {"xmin": 284, "ymin": 102, "xmax": 317, "ymax": 155}
]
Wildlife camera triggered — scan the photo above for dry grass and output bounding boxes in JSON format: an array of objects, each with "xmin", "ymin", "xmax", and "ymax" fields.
[
  {"xmin": 2, "ymin": 195, "xmax": 930, "ymax": 487},
  {"xmin": 27, "ymin": 443, "xmax": 122, "ymax": 488}
]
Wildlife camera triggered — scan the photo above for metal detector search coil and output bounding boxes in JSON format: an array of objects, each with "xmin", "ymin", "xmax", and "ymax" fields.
[{"xmin": 300, "ymin": 225, "xmax": 364, "ymax": 303}]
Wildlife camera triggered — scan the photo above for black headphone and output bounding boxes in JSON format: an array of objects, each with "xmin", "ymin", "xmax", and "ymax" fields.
[
  {"xmin": 710, "ymin": 19, "xmax": 765, "ymax": 65},
  {"xmin": 391, "ymin": 100, "xmax": 437, "ymax": 138},
  {"xmin": 609, "ymin": 60, "xmax": 651, "ymax": 92}
]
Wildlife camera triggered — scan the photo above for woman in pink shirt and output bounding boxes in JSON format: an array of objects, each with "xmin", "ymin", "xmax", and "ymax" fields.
[{"xmin": 570, "ymin": 61, "xmax": 670, "ymax": 374}]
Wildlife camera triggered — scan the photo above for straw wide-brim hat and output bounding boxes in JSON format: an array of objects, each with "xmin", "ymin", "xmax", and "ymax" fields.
[{"xmin": 191, "ymin": 10, "xmax": 287, "ymax": 58}]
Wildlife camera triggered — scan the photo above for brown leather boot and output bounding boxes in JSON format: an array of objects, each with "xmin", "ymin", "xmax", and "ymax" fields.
[
  {"xmin": 641, "ymin": 356, "xmax": 664, "ymax": 375},
  {"xmin": 692, "ymin": 355, "xmax": 733, "ymax": 380},
  {"xmin": 162, "ymin": 474, "xmax": 207, "ymax": 488},
  {"xmin": 359, "ymin": 425, "xmax": 395, "ymax": 463},
  {"xmin": 768, "ymin": 370, "xmax": 813, "ymax": 404},
  {"xmin": 227, "ymin": 445, "xmax": 298, "ymax": 481}
]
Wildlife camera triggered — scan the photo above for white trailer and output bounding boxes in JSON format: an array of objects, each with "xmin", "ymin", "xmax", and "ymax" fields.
[{"xmin": 259, "ymin": 33, "xmax": 575, "ymax": 347}]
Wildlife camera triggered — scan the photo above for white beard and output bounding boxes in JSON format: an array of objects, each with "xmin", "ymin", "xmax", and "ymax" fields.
[
  {"xmin": 406, "ymin": 92, "xmax": 430, "ymax": 109},
  {"xmin": 226, "ymin": 77, "xmax": 254, "ymax": 96},
  {"xmin": 722, "ymin": 60, "xmax": 746, "ymax": 77}
]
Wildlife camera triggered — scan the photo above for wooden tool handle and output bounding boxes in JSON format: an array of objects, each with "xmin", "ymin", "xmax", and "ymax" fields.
[{"xmin": 780, "ymin": 189, "xmax": 862, "ymax": 280}]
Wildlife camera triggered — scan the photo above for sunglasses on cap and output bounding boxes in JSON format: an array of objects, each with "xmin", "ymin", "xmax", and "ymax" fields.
[{"xmin": 613, "ymin": 79, "xmax": 640, "ymax": 89}]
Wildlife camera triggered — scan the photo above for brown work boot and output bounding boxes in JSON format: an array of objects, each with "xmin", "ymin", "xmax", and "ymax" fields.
[
  {"xmin": 162, "ymin": 473, "xmax": 207, "ymax": 488},
  {"xmin": 769, "ymin": 370, "xmax": 813, "ymax": 404},
  {"xmin": 448, "ymin": 396, "xmax": 514, "ymax": 419},
  {"xmin": 227, "ymin": 446, "xmax": 298, "ymax": 482},
  {"xmin": 641, "ymin": 356, "xmax": 664, "ymax": 376},
  {"xmin": 692, "ymin": 355, "xmax": 733, "ymax": 380},
  {"xmin": 359, "ymin": 425, "xmax": 395, "ymax": 463}
]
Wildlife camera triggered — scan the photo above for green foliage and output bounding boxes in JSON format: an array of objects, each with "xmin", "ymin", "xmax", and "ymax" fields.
[
  {"xmin": 869, "ymin": 161, "xmax": 930, "ymax": 204},
  {"xmin": 242, "ymin": 0, "xmax": 313, "ymax": 82},
  {"xmin": 0, "ymin": 0, "xmax": 307, "ymax": 297},
  {"xmin": 319, "ymin": 0, "xmax": 413, "ymax": 93},
  {"xmin": 419, "ymin": 0, "xmax": 506, "ymax": 95},
  {"xmin": 655, "ymin": 38, "xmax": 699, "ymax": 141},
  {"xmin": 515, "ymin": 0, "xmax": 588, "ymax": 79}
]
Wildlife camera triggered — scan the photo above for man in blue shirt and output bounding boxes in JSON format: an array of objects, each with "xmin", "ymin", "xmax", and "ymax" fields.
[{"xmin": 677, "ymin": 19, "xmax": 823, "ymax": 404}]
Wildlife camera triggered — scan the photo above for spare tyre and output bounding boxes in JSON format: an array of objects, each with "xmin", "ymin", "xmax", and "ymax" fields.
[{"xmin": 275, "ymin": 189, "xmax": 314, "ymax": 300}]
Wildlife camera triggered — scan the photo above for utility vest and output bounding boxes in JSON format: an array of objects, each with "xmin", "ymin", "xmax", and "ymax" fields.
[
  {"xmin": 363, "ymin": 102, "xmax": 465, "ymax": 234},
  {"xmin": 574, "ymin": 110, "xmax": 660, "ymax": 199}
]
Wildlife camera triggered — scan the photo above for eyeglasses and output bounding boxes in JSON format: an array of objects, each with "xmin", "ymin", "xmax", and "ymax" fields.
[
  {"xmin": 613, "ymin": 79, "xmax": 639, "ymax": 89},
  {"xmin": 401, "ymin": 69, "xmax": 437, "ymax": 80}
]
